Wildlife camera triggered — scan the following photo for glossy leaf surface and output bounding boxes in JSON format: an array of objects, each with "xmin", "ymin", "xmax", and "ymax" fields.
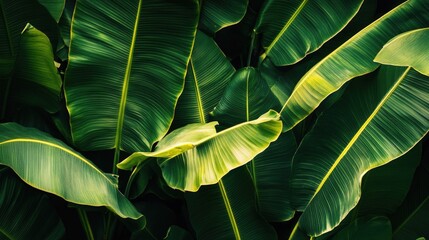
[
  {"xmin": 291, "ymin": 66, "xmax": 429, "ymax": 236},
  {"xmin": 200, "ymin": 0, "xmax": 248, "ymax": 34},
  {"xmin": 375, "ymin": 27, "xmax": 429, "ymax": 76},
  {"xmin": 0, "ymin": 123, "xmax": 142, "ymax": 219},
  {"xmin": 65, "ymin": 0, "xmax": 199, "ymax": 152},
  {"xmin": 280, "ymin": 0, "xmax": 429, "ymax": 131},
  {"xmin": 255, "ymin": 0, "xmax": 363, "ymax": 66}
]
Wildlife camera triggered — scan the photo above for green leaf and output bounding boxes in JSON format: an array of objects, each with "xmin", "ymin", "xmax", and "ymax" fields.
[
  {"xmin": 200, "ymin": 0, "xmax": 248, "ymax": 34},
  {"xmin": 173, "ymin": 30, "xmax": 235, "ymax": 127},
  {"xmin": 65, "ymin": 0, "xmax": 199, "ymax": 152},
  {"xmin": 291, "ymin": 66, "xmax": 429, "ymax": 236},
  {"xmin": 280, "ymin": 0, "xmax": 429, "ymax": 131},
  {"xmin": 393, "ymin": 198, "xmax": 429, "ymax": 240},
  {"xmin": 186, "ymin": 167, "xmax": 277, "ymax": 240},
  {"xmin": 161, "ymin": 110, "xmax": 282, "ymax": 192},
  {"xmin": 212, "ymin": 67, "xmax": 296, "ymax": 221},
  {"xmin": 375, "ymin": 28, "xmax": 429, "ymax": 76},
  {"xmin": 0, "ymin": 169, "xmax": 65, "ymax": 240},
  {"xmin": 11, "ymin": 25, "xmax": 62, "ymax": 113},
  {"xmin": 255, "ymin": 0, "xmax": 363, "ymax": 66},
  {"xmin": 118, "ymin": 122, "xmax": 218, "ymax": 170},
  {"xmin": 38, "ymin": 0, "xmax": 65, "ymax": 22},
  {"xmin": 330, "ymin": 216, "xmax": 392, "ymax": 240},
  {"xmin": 212, "ymin": 67, "xmax": 281, "ymax": 125},
  {"xmin": 164, "ymin": 226, "xmax": 194, "ymax": 240},
  {"xmin": 0, "ymin": 122, "xmax": 143, "ymax": 220}
]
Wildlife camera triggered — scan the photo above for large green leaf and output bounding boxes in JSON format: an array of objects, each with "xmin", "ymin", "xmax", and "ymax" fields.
[
  {"xmin": 199, "ymin": 0, "xmax": 248, "ymax": 34},
  {"xmin": 65, "ymin": 0, "xmax": 199, "ymax": 153},
  {"xmin": 375, "ymin": 28, "xmax": 429, "ymax": 76},
  {"xmin": 212, "ymin": 67, "xmax": 296, "ymax": 221},
  {"xmin": 0, "ymin": 123, "xmax": 142, "ymax": 220},
  {"xmin": 11, "ymin": 25, "xmax": 61, "ymax": 113},
  {"xmin": 330, "ymin": 216, "xmax": 392, "ymax": 240},
  {"xmin": 38, "ymin": 0, "xmax": 65, "ymax": 22},
  {"xmin": 255, "ymin": 0, "xmax": 363, "ymax": 66},
  {"xmin": 120, "ymin": 110, "xmax": 282, "ymax": 191},
  {"xmin": 172, "ymin": 30, "xmax": 235, "ymax": 127},
  {"xmin": 186, "ymin": 167, "xmax": 277, "ymax": 240},
  {"xmin": 0, "ymin": 169, "xmax": 65, "ymax": 239},
  {"xmin": 280, "ymin": 0, "xmax": 429, "ymax": 131},
  {"xmin": 290, "ymin": 66, "xmax": 429, "ymax": 236}
]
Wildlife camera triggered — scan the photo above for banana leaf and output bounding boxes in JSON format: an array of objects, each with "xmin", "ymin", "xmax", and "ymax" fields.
[
  {"xmin": 0, "ymin": 123, "xmax": 142, "ymax": 220},
  {"xmin": 38, "ymin": 0, "xmax": 65, "ymax": 22},
  {"xmin": 290, "ymin": 66, "xmax": 429, "ymax": 237},
  {"xmin": 200, "ymin": 0, "xmax": 248, "ymax": 34},
  {"xmin": 11, "ymin": 25, "xmax": 61, "ymax": 113},
  {"xmin": 280, "ymin": 0, "xmax": 429, "ymax": 131},
  {"xmin": 255, "ymin": 0, "xmax": 363, "ymax": 66},
  {"xmin": 186, "ymin": 167, "xmax": 277, "ymax": 240},
  {"xmin": 119, "ymin": 110, "xmax": 282, "ymax": 192},
  {"xmin": 212, "ymin": 67, "xmax": 296, "ymax": 221},
  {"xmin": 375, "ymin": 27, "xmax": 429, "ymax": 76},
  {"xmin": 65, "ymin": 0, "xmax": 199, "ymax": 153},
  {"xmin": 0, "ymin": 169, "xmax": 65, "ymax": 240},
  {"xmin": 330, "ymin": 216, "xmax": 392, "ymax": 240},
  {"xmin": 172, "ymin": 30, "xmax": 235, "ymax": 127}
]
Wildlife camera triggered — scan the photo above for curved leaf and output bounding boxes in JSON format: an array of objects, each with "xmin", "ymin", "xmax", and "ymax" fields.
[
  {"xmin": 212, "ymin": 67, "xmax": 295, "ymax": 221},
  {"xmin": 375, "ymin": 28, "xmax": 429, "ymax": 76},
  {"xmin": 255, "ymin": 0, "xmax": 363, "ymax": 66},
  {"xmin": 0, "ymin": 169, "xmax": 64, "ymax": 240},
  {"xmin": 11, "ymin": 25, "xmax": 61, "ymax": 113},
  {"xmin": 141, "ymin": 110, "xmax": 281, "ymax": 192},
  {"xmin": 173, "ymin": 30, "xmax": 235, "ymax": 127},
  {"xmin": 0, "ymin": 123, "xmax": 143, "ymax": 219},
  {"xmin": 280, "ymin": 0, "xmax": 429, "ymax": 131},
  {"xmin": 200, "ymin": 0, "xmax": 248, "ymax": 34},
  {"xmin": 291, "ymin": 66, "xmax": 429, "ymax": 236},
  {"xmin": 65, "ymin": 0, "xmax": 199, "ymax": 152},
  {"xmin": 186, "ymin": 167, "xmax": 277, "ymax": 240}
]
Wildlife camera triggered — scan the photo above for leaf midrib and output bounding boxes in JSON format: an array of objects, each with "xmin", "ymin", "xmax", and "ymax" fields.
[
  {"xmin": 264, "ymin": 0, "xmax": 308, "ymax": 56},
  {"xmin": 310, "ymin": 67, "xmax": 411, "ymax": 202},
  {"xmin": 190, "ymin": 58, "xmax": 206, "ymax": 123},
  {"xmin": 114, "ymin": 0, "xmax": 143, "ymax": 151},
  {"xmin": 219, "ymin": 179, "xmax": 241, "ymax": 240}
]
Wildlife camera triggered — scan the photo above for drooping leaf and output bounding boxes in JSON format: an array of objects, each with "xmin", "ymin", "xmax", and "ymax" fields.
[
  {"xmin": 0, "ymin": 169, "xmax": 65, "ymax": 240},
  {"xmin": 212, "ymin": 67, "xmax": 296, "ymax": 221},
  {"xmin": 186, "ymin": 167, "xmax": 277, "ymax": 240},
  {"xmin": 38, "ymin": 0, "xmax": 65, "ymax": 22},
  {"xmin": 375, "ymin": 27, "xmax": 429, "ymax": 76},
  {"xmin": 255, "ymin": 0, "xmax": 363, "ymax": 66},
  {"xmin": 0, "ymin": 123, "xmax": 143, "ymax": 220},
  {"xmin": 200, "ymin": 0, "xmax": 248, "ymax": 34},
  {"xmin": 121, "ymin": 110, "xmax": 282, "ymax": 192},
  {"xmin": 291, "ymin": 66, "xmax": 429, "ymax": 236},
  {"xmin": 161, "ymin": 110, "xmax": 282, "ymax": 192},
  {"xmin": 172, "ymin": 30, "xmax": 235, "ymax": 127},
  {"xmin": 330, "ymin": 216, "xmax": 392, "ymax": 240},
  {"xmin": 280, "ymin": 0, "xmax": 429, "ymax": 131},
  {"xmin": 65, "ymin": 0, "xmax": 199, "ymax": 152},
  {"xmin": 11, "ymin": 25, "xmax": 62, "ymax": 113}
]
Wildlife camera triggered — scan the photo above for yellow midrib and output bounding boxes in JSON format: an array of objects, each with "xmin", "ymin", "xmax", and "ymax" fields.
[
  {"xmin": 311, "ymin": 67, "xmax": 411, "ymax": 198},
  {"xmin": 114, "ymin": 0, "xmax": 143, "ymax": 151},
  {"xmin": 191, "ymin": 58, "xmax": 206, "ymax": 123},
  {"xmin": 219, "ymin": 179, "xmax": 241, "ymax": 240},
  {"xmin": 265, "ymin": 0, "xmax": 308, "ymax": 56}
]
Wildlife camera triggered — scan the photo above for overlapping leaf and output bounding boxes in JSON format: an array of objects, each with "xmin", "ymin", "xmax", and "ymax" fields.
[
  {"xmin": 65, "ymin": 0, "xmax": 199, "ymax": 152},
  {"xmin": 375, "ymin": 27, "xmax": 429, "ymax": 76},
  {"xmin": 255, "ymin": 0, "xmax": 363, "ymax": 66},
  {"xmin": 0, "ymin": 123, "xmax": 142, "ymax": 219},
  {"xmin": 280, "ymin": 0, "xmax": 429, "ymax": 131},
  {"xmin": 291, "ymin": 66, "xmax": 429, "ymax": 236},
  {"xmin": 200, "ymin": 0, "xmax": 248, "ymax": 34}
]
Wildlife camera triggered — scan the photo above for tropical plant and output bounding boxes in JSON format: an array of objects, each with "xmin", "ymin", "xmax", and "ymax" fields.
[{"xmin": 0, "ymin": 0, "xmax": 428, "ymax": 239}]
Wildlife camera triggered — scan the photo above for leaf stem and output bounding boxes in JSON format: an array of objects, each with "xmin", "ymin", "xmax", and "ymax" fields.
[
  {"xmin": 125, "ymin": 162, "xmax": 144, "ymax": 198},
  {"xmin": 246, "ymin": 29, "xmax": 257, "ymax": 67},
  {"xmin": 77, "ymin": 209, "xmax": 95, "ymax": 240}
]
